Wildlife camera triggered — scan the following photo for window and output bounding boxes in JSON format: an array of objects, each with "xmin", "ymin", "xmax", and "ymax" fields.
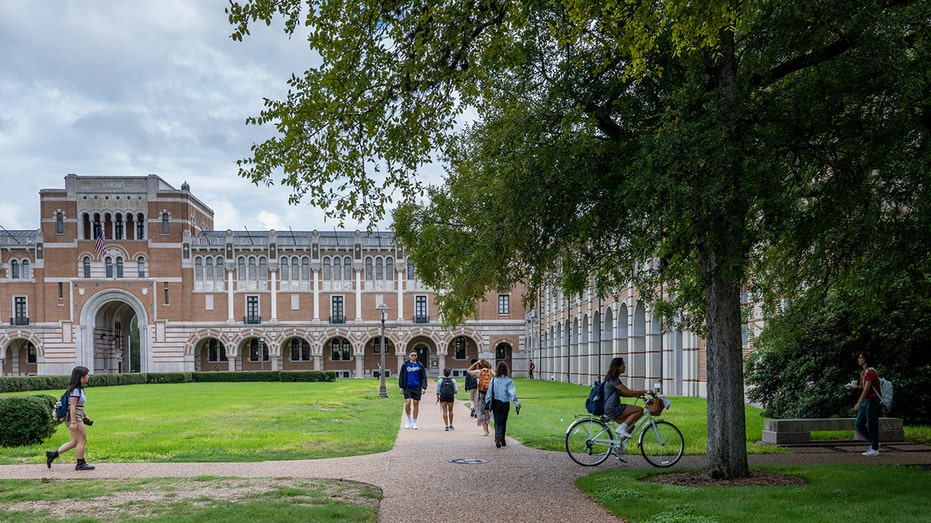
[
  {"xmin": 454, "ymin": 336, "xmax": 467, "ymax": 360},
  {"xmin": 280, "ymin": 257, "xmax": 289, "ymax": 281},
  {"xmin": 14, "ymin": 296, "xmax": 28, "ymax": 325},
  {"xmin": 330, "ymin": 337, "xmax": 351, "ymax": 361},
  {"xmin": 373, "ymin": 337, "xmax": 393, "ymax": 354},
  {"xmin": 27, "ymin": 343, "xmax": 37, "ymax": 363},
  {"xmin": 407, "ymin": 261, "xmax": 415, "ymax": 280},
  {"xmin": 105, "ymin": 257, "xmax": 113, "ymax": 278},
  {"xmin": 207, "ymin": 339, "xmax": 228, "ymax": 362},
  {"xmin": 21, "ymin": 260, "xmax": 30, "ymax": 279},
  {"xmin": 376, "ymin": 257, "xmax": 384, "ymax": 280},
  {"xmin": 163, "ymin": 283, "xmax": 170, "ymax": 305},
  {"xmin": 343, "ymin": 256, "xmax": 352, "ymax": 280},
  {"xmin": 161, "ymin": 212, "xmax": 170, "ymax": 234},
  {"xmin": 414, "ymin": 295, "xmax": 428, "ymax": 323},
  {"xmin": 289, "ymin": 339, "xmax": 311, "ymax": 361},
  {"xmin": 330, "ymin": 296, "xmax": 345, "ymax": 323},
  {"xmin": 83, "ymin": 257, "xmax": 91, "ymax": 278},
  {"xmin": 333, "ymin": 257, "xmax": 341, "ymax": 280},
  {"xmin": 365, "ymin": 257, "xmax": 373, "ymax": 280},
  {"xmin": 56, "ymin": 212, "xmax": 64, "ymax": 234},
  {"xmin": 246, "ymin": 295, "xmax": 260, "ymax": 324},
  {"xmin": 115, "ymin": 216, "xmax": 124, "ymax": 240},
  {"xmin": 385, "ymin": 257, "xmax": 394, "ymax": 280},
  {"xmin": 58, "ymin": 282, "xmax": 63, "ymax": 300},
  {"xmin": 323, "ymin": 257, "xmax": 331, "ymax": 280},
  {"xmin": 498, "ymin": 294, "xmax": 510, "ymax": 315},
  {"xmin": 115, "ymin": 257, "xmax": 124, "ymax": 278},
  {"xmin": 10, "ymin": 260, "xmax": 18, "ymax": 279},
  {"xmin": 249, "ymin": 338, "xmax": 269, "ymax": 362},
  {"xmin": 136, "ymin": 214, "xmax": 145, "ymax": 239}
]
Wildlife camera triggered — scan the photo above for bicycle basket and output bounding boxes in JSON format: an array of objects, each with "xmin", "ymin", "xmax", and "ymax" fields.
[{"xmin": 646, "ymin": 397, "xmax": 664, "ymax": 416}]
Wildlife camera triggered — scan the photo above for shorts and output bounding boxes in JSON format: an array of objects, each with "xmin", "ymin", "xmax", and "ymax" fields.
[
  {"xmin": 606, "ymin": 403, "xmax": 631, "ymax": 421},
  {"xmin": 438, "ymin": 394, "xmax": 455, "ymax": 403},
  {"xmin": 403, "ymin": 387, "xmax": 423, "ymax": 401}
]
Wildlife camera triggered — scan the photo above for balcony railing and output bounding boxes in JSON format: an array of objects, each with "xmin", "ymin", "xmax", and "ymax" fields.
[
  {"xmin": 413, "ymin": 314, "xmax": 430, "ymax": 324},
  {"xmin": 10, "ymin": 316, "xmax": 29, "ymax": 326},
  {"xmin": 329, "ymin": 314, "xmax": 346, "ymax": 324},
  {"xmin": 244, "ymin": 315, "xmax": 262, "ymax": 325}
]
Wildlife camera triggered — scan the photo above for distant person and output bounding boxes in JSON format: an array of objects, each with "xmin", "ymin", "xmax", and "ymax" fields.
[
  {"xmin": 528, "ymin": 359, "xmax": 535, "ymax": 380},
  {"xmin": 436, "ymin": 368, "xmax": 459, "ymax": 430},
  {"xmin": 852, "ymin": 352, "xmax": 882, "ymax": 456},
  {"xmin": 45, "ymin": 366, "xmax": 95, "ymax": 470},
  {"xmin": 603, "ymin": 357, "xmax": 651, "ymax": 440},
  {"xmin": 485, "ymin": 361, "xmax": 520, "ymax": 448},
  {"xmin": 465, "ymin": 358, "xmax": 478, "ymax": 417},
  {"xmin": 399, "ymin": 351, "xmax": 428, "ymax": 429},
  {"xmin": 468, "ymin": 359, "xmax": 494, "ymax": 436}
]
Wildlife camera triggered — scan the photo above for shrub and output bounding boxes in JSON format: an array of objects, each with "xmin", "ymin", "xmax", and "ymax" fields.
[{"xmin": 0, "ymin": 395, "xmax": 57, "ymax": 447}]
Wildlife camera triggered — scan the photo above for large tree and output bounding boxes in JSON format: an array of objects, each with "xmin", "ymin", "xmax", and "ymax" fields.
[{"xmin": 228, "ymin": 1, "xmax": 930, "ymax": 479}]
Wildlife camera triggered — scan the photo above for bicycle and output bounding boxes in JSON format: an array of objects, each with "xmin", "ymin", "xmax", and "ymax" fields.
[{"xmin": 565, "ymin": 395, "xmax": 684, "ymax": 467}]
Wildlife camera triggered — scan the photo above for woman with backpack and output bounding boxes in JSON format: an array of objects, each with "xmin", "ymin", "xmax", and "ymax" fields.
[
  {"xmin": 853, "ymin": 352, "xmax": 882, "ymax": 456},
  {"xmin": 46, "ymin": 366, "xmax": 95, "ymax": 470},
  {"xmin": 603, "ymin": 357, "xmax": 651, "ymax": 440},
  {"xmin": 467, "ymin": 359, "xmax": 494, "ymax": 436},
  {"xmin": 436, "ymin": 368, "xmax": 459, "ymax": 431}
]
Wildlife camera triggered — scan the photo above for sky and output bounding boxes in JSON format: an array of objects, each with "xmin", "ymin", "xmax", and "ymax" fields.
[{"xmin": 0, "ymin": 1, "xmax": 414, "ymax": 233}]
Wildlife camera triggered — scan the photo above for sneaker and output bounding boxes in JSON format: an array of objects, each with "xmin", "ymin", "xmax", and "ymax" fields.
[
  {"xmin": 404, "ymin": 419, "xmax": 411, "ymax": 429},
  {"xmin": 445, "ymin": 426, "xmax": 450, "ymax": 431},
  {"xmin": 863, "ymin": 449, "xmax": 880, "ymax": 457},
  {"xmin": 412, "ymin": 421, "xmax": 418, "ymax": 430},
  {"xmin": 449, "ymin": 425, "xmax": 454, "ymax": 430},
  {"xmin": 75, "ymin": 460, "xmax": 95, "ymax": 471},
  {"xmin": 617, "ymin": 429, "xmax": 633, "ymax": 439}
]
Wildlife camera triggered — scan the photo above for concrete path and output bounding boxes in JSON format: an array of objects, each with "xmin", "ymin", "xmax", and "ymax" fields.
[{"xmin": 3, "ymin": 399, "xmax": 930, "ymax": 522}]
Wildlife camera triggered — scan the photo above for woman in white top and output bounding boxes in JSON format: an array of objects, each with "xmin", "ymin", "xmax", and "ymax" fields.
[{"xmin": 46, "ymin": 366, "xmax": 95, "ymax": 470}]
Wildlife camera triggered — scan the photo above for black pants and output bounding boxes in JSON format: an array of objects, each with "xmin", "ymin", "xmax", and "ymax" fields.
[{"xmin": 491, "ymin": 399, "xmax": 510, "ymax": 441}]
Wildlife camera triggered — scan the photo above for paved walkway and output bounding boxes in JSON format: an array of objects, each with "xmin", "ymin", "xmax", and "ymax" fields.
[{"xmin": 3, "ymin": 400, "xmax": 930, "ymax": 522}]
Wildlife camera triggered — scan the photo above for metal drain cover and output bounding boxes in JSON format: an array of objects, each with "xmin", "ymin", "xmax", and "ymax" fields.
[{"xmin": 449, "ymin": 458, "xmax": 488, "ymax": 464}]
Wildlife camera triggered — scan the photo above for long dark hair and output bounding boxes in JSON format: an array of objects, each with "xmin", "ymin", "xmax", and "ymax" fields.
[
  {"xmin": 605, "ymin": 357, "xmax": 625, "ymax": 381},
  {"xmin": 66, "ymin": 366, "xmax": 89, "ymax": 396},
  {"xmin": 495, "ymin": 361, "xmax": 510, "ymax": 377}
]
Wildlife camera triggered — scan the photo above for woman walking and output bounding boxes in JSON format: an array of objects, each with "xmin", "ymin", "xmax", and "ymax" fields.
[
  {"xmin": 485, "ymin": 361, "xmax": 520, "ymax": 448},
  {"xmin": 468, "ymin": 359, "xmax": 494, "ymax": 436},
  {"xmin": 46, "ymin": 366, "xmax": 95, "ymax": 470}
]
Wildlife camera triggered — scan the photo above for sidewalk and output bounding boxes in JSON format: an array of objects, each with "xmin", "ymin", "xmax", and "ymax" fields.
[{"xmin": 2, "ymin": 399, "xmax": 930, "ymax": 522}]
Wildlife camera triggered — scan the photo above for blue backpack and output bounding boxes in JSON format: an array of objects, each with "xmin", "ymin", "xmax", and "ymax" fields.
[
  {"xmin": 585, "ymin": 380, "xmax": 605, "ymax": 416},
  {"xmin": 52, "ymin": 391, "xmax": 70, "ymax": 424}
]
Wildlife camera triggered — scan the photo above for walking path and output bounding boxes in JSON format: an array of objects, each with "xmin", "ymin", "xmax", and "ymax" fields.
[{"xmin": 3, "ymin": 399, "xmax": 930, "ymax": 522}]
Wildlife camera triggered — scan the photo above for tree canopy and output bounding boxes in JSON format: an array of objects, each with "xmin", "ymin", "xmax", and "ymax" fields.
[{"xmin": 228, "ymin": 0, "xmax": 931, "ymax": 480}]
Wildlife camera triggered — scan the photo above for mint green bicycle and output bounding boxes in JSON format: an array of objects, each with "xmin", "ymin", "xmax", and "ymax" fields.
[{"xmin": 565, "ymin": 395, "xmax": 684, "ymax": 467}]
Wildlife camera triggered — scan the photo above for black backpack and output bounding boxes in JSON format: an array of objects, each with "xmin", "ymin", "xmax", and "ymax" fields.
[
  {"xmin": 585, "ymin": 380, "xmax": 606, "ymax": 416},
  {"xmin": 438, "ymin": 377, "xmax": 455, "ymax": 397}
]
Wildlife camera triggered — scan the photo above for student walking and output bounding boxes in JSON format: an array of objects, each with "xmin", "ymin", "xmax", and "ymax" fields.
[
  {"xmin": 436, "ymin": 368, "xmax": 459, "ymax": 430},
  {"xmin": 399, "ymin": 351, "xmax": 428, "ymax": 429},
  {"xmin": 45, "ymin": 366, "xmax": 95, "ymax": 470},
  {"xmin": 468, "ymin": 359, "xmax": 494, "ymax": 436},
  {"xmin": 853, "ymin": 352, "xmax": 882, "ymax": 456},
  {"xmin": 465, "ymin": 358, "xmax": 478, "ymax": 417},
  {"xmin": 484, "ymin": 361, "xmax": 520, "ymax": 448}
]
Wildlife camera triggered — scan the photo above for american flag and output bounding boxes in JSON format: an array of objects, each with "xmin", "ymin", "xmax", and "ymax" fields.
[{"xmin": 95, "ymin": 230, "xmax": 106, "ymax": 255}]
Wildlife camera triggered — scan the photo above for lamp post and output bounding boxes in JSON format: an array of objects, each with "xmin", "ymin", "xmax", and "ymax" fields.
[{"xmin": 377, "ymin": 303, "xmax": 389, "ymax": 398}]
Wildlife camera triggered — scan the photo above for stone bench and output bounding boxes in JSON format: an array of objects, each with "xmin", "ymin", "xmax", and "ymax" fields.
[{"xmin": 762, "ymin": 417, "xmax": 904, "ymax": 445}]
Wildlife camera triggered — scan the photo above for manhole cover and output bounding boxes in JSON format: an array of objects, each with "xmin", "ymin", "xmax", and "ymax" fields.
[{"xmin": 450, "ymin": 458, "xmax": 488, "ymax": 464}]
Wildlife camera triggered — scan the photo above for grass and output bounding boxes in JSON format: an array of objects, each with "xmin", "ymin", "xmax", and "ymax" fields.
[
  {"xmin": 577, "ymin": 464, "xmax": 931, "ymax": 523},
  {"xmin": 0, "ymin": 476, "xmax": 379, "ymax": 522},
  {"xmin": 1, "ymin": 380, "xmax": 399, "ymax": 465}
]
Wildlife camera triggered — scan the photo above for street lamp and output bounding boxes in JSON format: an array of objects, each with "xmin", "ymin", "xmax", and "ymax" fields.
[{"xmin": 377, "ymin": 303, "xmax": 389, "ymax": 398}]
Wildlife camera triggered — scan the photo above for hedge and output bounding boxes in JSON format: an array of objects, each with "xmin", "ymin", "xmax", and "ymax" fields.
[
  {"xmin": 0, "ymin": 370, "xmax": 336, "ymax": 393},
  {"xmin": 0, "ymin": 395, "xmax": 57, "ymax": 447}
]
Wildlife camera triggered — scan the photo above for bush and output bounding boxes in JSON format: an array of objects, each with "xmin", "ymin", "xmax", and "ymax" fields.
[
  {"xmin": 146, "ymin": 373, "xmax": 193, "ymax": 384},
  {"xmin": 0, "ymin": 395, "xmax": 57, "ymax": 447}
]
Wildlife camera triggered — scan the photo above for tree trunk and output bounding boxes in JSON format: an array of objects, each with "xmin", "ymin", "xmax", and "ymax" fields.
[{"xmin": 702, "ymin": 260, "xmax": 751, "ymax": 479}]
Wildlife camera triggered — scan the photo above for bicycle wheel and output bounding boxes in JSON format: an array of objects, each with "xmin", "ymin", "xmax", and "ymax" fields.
[
  {"xmin": 638, "ymin": 420, "xmax": 684, "ymax": 467},
  {"xmin": 566, "ymin": 418, "xmax": 613, "ymax": 466}
]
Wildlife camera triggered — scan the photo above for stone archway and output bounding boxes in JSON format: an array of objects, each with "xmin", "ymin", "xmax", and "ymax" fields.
[{"xmin": 79, "ymin": 289, "xmax": 149, "ymax": 373}]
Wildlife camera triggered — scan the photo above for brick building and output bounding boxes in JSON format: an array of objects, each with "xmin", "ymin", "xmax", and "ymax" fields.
[{"xmin": 0, "ymin": 174, "xmax": 528, "ymax": 379}]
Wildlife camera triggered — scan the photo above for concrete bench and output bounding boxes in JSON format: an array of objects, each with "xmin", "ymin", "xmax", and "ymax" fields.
[{"xmin": 762, "ymin": 417, "xmax": 904, "ymax": 445}]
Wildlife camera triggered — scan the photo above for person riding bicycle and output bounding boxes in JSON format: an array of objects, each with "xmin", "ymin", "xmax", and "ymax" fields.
[{"xmin": 603, "ymin": 357, "xmax": 652, "ymax": 439}]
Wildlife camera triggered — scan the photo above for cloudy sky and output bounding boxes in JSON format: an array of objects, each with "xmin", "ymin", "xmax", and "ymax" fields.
[{"xmin": 1, "ymin": 1, "xmax": 410, "ymax": 233}]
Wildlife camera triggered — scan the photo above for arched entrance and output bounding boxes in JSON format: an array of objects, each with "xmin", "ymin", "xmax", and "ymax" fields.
[{"xmin": 80, "ymin": 289, "xmax": 148, "ymax": 373}]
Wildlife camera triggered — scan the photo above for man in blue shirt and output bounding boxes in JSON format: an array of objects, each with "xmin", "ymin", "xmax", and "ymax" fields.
[{"xmin": 399, "ymin": 351, "xmax": 428, "ymax": 429}]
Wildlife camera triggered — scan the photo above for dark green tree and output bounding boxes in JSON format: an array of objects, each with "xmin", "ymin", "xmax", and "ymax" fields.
[{"xmin": 228, "ymin": 0, "xmax": 931, "ymax": 479}]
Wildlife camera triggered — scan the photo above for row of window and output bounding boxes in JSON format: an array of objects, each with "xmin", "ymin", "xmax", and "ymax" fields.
[
  {"xmin": 205, "ymin": 336, "xmax": 473, "ymax": 363},
  {"xmin": 81, "ymin": 256, "xmax": 147, "ymax": 278},
  {"xmin": 193, "ymin": 255, "xmax": 415, "ymax": 283},
  {"xmin": 7, "ymin": 260, "xmax": 30, "ymax": 279}
]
